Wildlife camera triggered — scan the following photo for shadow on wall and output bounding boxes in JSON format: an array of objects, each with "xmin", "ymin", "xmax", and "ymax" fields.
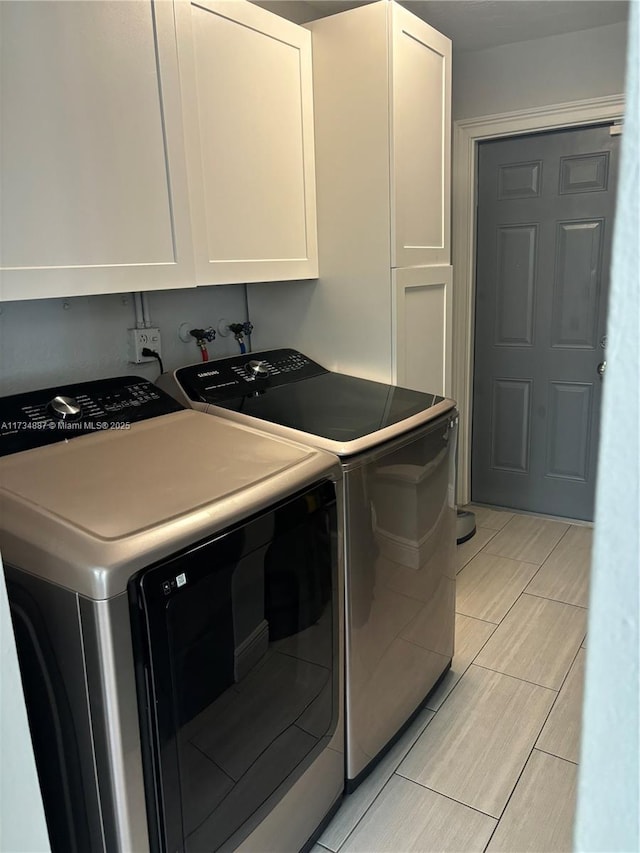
[
  {"xmin": 0, "ymin": 285, "xmax": 249, "ymax": 396},
  {"xmin": 452, "ymin": 21, "xmax": 628, "ymax": 120}
]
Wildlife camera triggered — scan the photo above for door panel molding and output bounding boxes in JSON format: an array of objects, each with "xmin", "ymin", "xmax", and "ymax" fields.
[
  {"xmin": 551, "ymin": 219, "xmax": 604, "ymax": 349},
  {"xmin": 498, "ymin": 160, "xmax": 542, "ymax": 199},
  {"xmin": 546, "ymin": 381, "xmax": 593, "ymax": 482},
  {"xmin": 495, "ymin": 224, "xmax": 538, "ymax": 346},
  {"xmin": 490, "ymin": 379, "xmax": 532, "ymax": 473},
  {"xmin": 452, "ymin": 94, "xmax": 624, "ymax": 504},
  {"xmin": 559, "ymin": 152, "xmax": 610, "ymax": 194}
]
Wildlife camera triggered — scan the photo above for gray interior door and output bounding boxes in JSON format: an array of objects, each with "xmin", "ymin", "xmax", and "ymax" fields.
[{"xmin": 472, "ymin": 124, "xmax": 620, "ymax": 521}]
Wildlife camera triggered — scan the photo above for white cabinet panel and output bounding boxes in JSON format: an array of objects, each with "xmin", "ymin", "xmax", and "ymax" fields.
[
  {"xmin": 391, "ymin": 3, "xmax": 452, "ymax": 268},
  {"xmin": 0, "ymin": 0, "xmax": 195, "ymax": 301},
  {"xmin": 177, "ymin": 0, "xmax": 318, "ymax": 285},
  {"xmin": 393, "ymin": 266, "xmax": 453, "ymax": 395},
  {"xmin": 249, "ymin": 1, "xmax": 451, "ymax": 391}
]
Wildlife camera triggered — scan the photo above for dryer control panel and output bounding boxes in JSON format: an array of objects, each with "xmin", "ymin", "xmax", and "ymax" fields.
[
  {"xmin": 175, "ymin": 348, "xmax": 328, "ymax": 403},
  {"xmin": 0, "ymin": 376, "xmax": 183, "ymax": 457}
]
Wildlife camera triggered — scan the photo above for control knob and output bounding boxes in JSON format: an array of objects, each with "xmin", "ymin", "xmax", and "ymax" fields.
[
  {"xmin": 48, "ymin": 395, "xmax": 82, "ymax": 421},
  {"xmin": 245, "ymin": 359, "xmax": 269, "ymax": 378}
]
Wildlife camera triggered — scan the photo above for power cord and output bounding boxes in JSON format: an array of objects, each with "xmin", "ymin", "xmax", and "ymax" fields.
[{"xmin": 141, "ymin": 347, "xmax": 164, "ymax": 377}]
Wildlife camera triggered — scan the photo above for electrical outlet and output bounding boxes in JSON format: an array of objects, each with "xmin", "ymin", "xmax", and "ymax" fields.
[{"xmin": 128, "ymin": 328, "xmax": 162, "ymax": 364}]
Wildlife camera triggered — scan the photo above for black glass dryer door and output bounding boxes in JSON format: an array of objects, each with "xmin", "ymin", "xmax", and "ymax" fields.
[{"xmin": 130, "ymin": 483, "xmax": 338, "ymax": 853}]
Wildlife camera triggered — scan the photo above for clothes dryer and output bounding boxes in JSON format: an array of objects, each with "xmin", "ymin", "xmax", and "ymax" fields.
[{"xmin": 0, "ymin": 376, "xmax": 343, "ymax": 852}]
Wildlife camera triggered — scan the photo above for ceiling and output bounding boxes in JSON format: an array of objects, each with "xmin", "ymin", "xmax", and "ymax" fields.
[{"xmin": 254, "ymin": 0, "xmax": 629, "ymax": 52}]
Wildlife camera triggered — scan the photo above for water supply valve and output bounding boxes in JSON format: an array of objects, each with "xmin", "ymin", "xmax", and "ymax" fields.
[
  {"xmin": 227, "ymin": 322, "xmax": 253, "ymax": 354},
  {"xmin": 189, "ymin": 327, "xmax": 216, "ymax": 362}
]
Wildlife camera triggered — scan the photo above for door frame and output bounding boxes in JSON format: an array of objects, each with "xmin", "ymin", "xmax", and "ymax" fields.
[{"xmin": 452, "ymin": 94, "xmax": 625, "ymax": 506}]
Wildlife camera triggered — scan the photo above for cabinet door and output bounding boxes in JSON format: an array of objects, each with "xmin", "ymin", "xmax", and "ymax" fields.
[
  {"xmin": 390, "ymin": 4, "xmax": 451, "ymax": 268},
  {"xmin": 393, "ymin": 265, "xmax": 453, "ymax": 395},
  {"xmin": 0, "ymin": 0, "xmax": 195, "ymax": 302},
  {"xmin": 176, "ymin": 0, "xmax": 318, "ymax": 285}
]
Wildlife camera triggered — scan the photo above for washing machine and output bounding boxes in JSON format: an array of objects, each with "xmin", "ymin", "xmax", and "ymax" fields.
[
  {"xmin": 0, "ymin": 375, "xmax": 344, "ymax": 852},
  {"xmin": 158, "ymin": 348, "xmax": 458, "ymax": 790}
]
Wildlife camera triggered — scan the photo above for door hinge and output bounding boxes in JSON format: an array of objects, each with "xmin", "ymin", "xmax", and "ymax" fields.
[{"xmin": 610, "ymin": 122, "xmax": 623, "ymax": 136}]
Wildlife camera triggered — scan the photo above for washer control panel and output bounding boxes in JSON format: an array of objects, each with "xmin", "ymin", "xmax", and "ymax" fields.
[
  {"xmin": 176, "ymin": 349, "xmax": 327, "ymax": 403},
  {"xmin": 0, "ymin": 376, "xmax": 183, "ymax": 457}
]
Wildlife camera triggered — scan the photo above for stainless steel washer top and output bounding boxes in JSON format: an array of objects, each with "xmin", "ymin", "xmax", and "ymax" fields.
[{"xmin": 0, "ymin": 380, "xmax": 339, "ymax": 599}]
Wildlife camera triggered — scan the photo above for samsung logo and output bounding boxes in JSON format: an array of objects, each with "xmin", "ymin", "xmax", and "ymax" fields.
[{"xmin": 198, "ymin": 370, "xmax": 220, "ymax": 378}]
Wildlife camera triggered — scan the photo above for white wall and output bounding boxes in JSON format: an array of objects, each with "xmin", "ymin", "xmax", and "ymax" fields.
[
  {"xmin": 454, "ymin": 21, "xmax": 628, "ymax": 119},
  {"xmin": 574, "ymin": 7, "xmax": 639, "ymax": 852},
  {"xmin": 0, "ymin": 285, "xmax": 248, "ymax": 396},
  {"xmin": 0, "ymin": 554, "xmax": 51, "ymax": 853}
]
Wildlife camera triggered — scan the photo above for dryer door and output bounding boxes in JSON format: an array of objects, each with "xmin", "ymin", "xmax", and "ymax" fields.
[{"xmin": 129, "ymin": 481, "xmax": 339, "ymax": 853}]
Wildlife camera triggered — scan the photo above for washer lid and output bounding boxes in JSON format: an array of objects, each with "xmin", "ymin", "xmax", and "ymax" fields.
[
  {"xmin": 0, "ymin": 410, "xmax": 339, "ymax": 599},
  {"xmin": 213, "ymin": 372, "xmax": 452, "ymax": 450},
  {"xmin": 170, "ymin": 349, "xmax": 456, "ymax": 456}
]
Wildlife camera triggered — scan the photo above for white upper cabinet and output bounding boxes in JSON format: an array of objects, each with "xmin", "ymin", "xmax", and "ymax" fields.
[
  {"xmin": 175, "ymin": 0, "xmax": 318, "ymax": 285},
  {"xmin": 0, "ymin": 0, "xmax": 195, "ymax": 302},
  {"xmin": 390, "ymin": 3, "xmax": 452, "ymax": 267},
  {"xmin": 249, "ymin": 0, "xmax": 453, "ymax": 390}
]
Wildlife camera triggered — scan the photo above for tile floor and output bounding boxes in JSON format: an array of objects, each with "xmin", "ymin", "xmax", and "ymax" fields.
[{"xmin": 314, "ymin": 506, "xmax": 590, "ymax": 853}]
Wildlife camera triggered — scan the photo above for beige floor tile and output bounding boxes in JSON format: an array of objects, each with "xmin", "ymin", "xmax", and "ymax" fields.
[
  {"xmin": 457, "ymin": 526, "xmax": 498, "ymax": 572},
  {"xmin": 456, "ymin": 553, "xmax": 540, "ymax": 623},
  {"xmin": 526, "ymin": 525, "xmax": 592, "ymax": 608},
  {"xmin": 483, "ymin": 515, "xmax": 570, "ymax": 564},
  {"xmin": 467, "ymin": 505, "xmax": 514, "ymax": 530},
  {"xmin": 487, "ymin": 750, "xmax": 578, "ymax": 852},
  {"xmin": 398, "ymin": 665, "xmax": 555, "ymax": 817},
  {"xmin": 318, "ymin": 710, "xmax": 433, "ymax": 852},
  {"xmin": 474, "ymin": 594, "xmax": 587, "ymax": 690},
  {"xmin": 341, "ymin": 774, "xmax": 497, "ymax": 852},
  {"xmin": 537, "ymin": 649, "xmax": 586, "ymax": 764},
  {"xmin": 426, "ymin": 614, "xmax": 496, "ymax": 711}
]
